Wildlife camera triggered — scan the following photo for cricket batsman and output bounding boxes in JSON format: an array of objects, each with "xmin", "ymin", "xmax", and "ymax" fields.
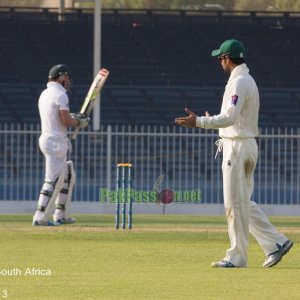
[
  {"xmin": 175, "ymin": 39, "xmax": 293, "ymax": 268},
  {"xmin": 32, "ymin": 64, "xmax": 90, "ymax": 226}
]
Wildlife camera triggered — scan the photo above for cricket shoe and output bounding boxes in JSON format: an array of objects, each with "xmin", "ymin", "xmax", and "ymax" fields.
[
  {"xmin": 263, "ymin": 240, "xmax": 293, "ymax": 268},
  {"xmin": 32, "ymin": 220, "xmax": 58, "ymax": 226},
  {"xmin": 211, "ymin": 260, "xmax": 237, "ymax": 268},
  {"xmin": 53, "ymin": 217, "xmax": 77, "ymax": 225}
]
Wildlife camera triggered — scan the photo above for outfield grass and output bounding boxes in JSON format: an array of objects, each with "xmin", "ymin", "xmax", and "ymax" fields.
[{"xmin": 0, "ymin": 215, "xmax": 299, "ymax": 300}]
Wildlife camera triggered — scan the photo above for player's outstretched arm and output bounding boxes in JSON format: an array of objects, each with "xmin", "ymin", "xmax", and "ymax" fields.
[{"xmin": 175, "ymin": 108, "xmax": 197, "ymax": 128}]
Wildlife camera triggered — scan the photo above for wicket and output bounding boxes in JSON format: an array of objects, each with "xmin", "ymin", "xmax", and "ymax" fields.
[{"xmin": 115, "ymin": 163, "xmax": 133, "ymax": 229}]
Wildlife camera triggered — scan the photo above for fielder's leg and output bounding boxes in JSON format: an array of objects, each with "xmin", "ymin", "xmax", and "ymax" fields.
[
  {"xmin": 250, "ymin": 202, "xmax": 288, "ymax": 255},
  {"xmin": 249, "ymin": 201, "xmax": 293, "ymax": 267},
  {"xmin": 218, "ymin": 139, "xmax": 256, "ymax": 267},
  {"xmin": 53, "ymin": 160, "xmax": 76, "ymax": 225}
]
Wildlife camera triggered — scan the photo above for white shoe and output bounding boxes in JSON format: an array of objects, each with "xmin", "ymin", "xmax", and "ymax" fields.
[
  {"xmin": 54, "ymin": 217, "xmax": 77, "ymax": 225},
  {"xmin": 32, "ymin": 220, "xmax": 58, "ymax": 226},
  {"xmin": 263, "ymin": 240, "xmax": 293, "ymax": 267},
  {"xmin": 211, "ymin": 260, "xmax": 237, "ymax": 268}
]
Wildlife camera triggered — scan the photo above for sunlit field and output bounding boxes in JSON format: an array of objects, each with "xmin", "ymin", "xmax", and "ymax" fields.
[{"xmin": 0, "ymin": 215, "xmax": 299, "ymax": 300}]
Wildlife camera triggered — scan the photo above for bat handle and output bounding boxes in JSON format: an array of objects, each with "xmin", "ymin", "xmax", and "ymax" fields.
[{"xmin": 72, "ymin": 127, "xmax": 80, "ymax": 140}]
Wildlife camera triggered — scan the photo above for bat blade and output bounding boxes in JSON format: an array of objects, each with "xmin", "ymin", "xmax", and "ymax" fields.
[
  {"xmin": 79, "ymin": 69, "xmax": 109, "ymax": 116},
  {"xmin": 153, "ymin": 174, "xmax": 165, "ymax": 193},
  {"xmin": 153, "ymin": 174, "xmax": 165, "ymax": 204},
  {"xmin": 72, "ymin": 69, "xmax": 109, "ymax": 140}
]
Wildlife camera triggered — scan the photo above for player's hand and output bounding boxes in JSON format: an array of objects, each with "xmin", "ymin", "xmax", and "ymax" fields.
[
  {"xmin": 71, "ymin": 113, "xmax": 90, "ymax": 129},
  {"xmin": 175, "ymin": 108, "xmax": 197, "ymax": 128},
  {"xmin": 77, "ymin": 116, "xmax": 90, "ymax": 128}
]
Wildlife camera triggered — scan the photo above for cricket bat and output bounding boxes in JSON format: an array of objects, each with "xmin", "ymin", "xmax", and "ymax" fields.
[
  {"xmin": 72, "ymin": 68, "xmax": 110, "ymax": 140},
  {"xmin": 153, "ymin": 174, "xmax": 164, "ymax": 204}
]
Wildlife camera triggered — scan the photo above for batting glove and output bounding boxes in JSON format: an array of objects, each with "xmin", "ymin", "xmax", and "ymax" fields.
[{"xmin": 71, "ymin": 113, "xmax": 90, "ymax": 129}]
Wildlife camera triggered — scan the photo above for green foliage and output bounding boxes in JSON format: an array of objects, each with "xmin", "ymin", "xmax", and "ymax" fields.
[
  {"xmin": 100, "ymin": 0, "xmax": 300, "ymax": 11},
  {"xmin": 234, "ymin": 0, "xmax": 300, "ymax": 11},
  {"xmin": 0, "ymin": 0, "xmax": 40, "ymax": 6},
  {"xmin": 102, "ymin": 0, "xmax": 234, "ymax": 10},
  {"xmin": 1, "ymin": 0, "xmax": 300, "ymax": 11},
  {"xmin": 270, "ymin": 0, "xmax": 300, "ymax": 11}
]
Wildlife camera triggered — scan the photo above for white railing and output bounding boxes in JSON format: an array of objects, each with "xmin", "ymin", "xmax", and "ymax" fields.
[{"xmin": 0, "ymin": 124, "xmax": 299, "ymax": 205}]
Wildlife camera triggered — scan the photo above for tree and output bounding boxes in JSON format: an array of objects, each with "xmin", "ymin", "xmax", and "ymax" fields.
[{"xmin": 1, "ymin": 0, "xmax": 300, "ymax": 11}]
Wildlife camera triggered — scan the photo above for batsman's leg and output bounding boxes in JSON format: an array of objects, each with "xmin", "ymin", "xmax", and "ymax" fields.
[
  {"xmin": 33, "ymin": 171, "xmax": 65, "ymax": 226},
  {"xmin": 53, "ymin": 160, "xmax": 76, "ymax": 225},
  {"xmin": 34, "ymin": 136, "xmax": 69, "ymax": 226}
]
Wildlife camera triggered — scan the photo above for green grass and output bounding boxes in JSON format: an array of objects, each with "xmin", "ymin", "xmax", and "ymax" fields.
[{"xmin": 0, "ymin": 215, "xmax": 299, "ymax": 300}]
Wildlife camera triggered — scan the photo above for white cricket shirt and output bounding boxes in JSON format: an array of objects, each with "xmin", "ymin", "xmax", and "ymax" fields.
[
  {"xmin": 38, "ymin": 82, "xmax": 70, "ymax": 139},
  {"xmin": 196, "ymin": 63, "xmax": 259, "ymax": 138}
]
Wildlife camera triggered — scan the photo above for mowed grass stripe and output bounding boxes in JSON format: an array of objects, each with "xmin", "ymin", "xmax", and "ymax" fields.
[{"xmin": 0, "ymin": 215, "xmax": 299, "ymax": 300}]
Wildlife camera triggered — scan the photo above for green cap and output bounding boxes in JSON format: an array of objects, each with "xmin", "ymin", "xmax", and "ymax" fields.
[
  {"xmin": 48, "ymin": 64, "xmax": 71, "ymax": 79},
  {"xmin": 211, "ymin": 39, "xmax": 245, "ymax": 58}
]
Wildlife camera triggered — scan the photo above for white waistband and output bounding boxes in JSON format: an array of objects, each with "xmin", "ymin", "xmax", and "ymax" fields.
[{"xmin": 214, "ymin": 137, "xmax": 256, "ymax": 158}]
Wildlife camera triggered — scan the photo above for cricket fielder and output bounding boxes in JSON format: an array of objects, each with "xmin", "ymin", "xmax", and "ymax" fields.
[
  {"xmin": 175, "ymin": 39, "xmax": 293, "ymax": 268},
  {"xmin": 32, "ymin": 64, "xmax": 89, "ymax": 226}
]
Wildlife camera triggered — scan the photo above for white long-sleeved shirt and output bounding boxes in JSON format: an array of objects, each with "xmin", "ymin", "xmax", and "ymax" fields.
[
  {"xmin": 38, "ymin": 82, "xmax": 70, "ymax": 139},
  {"xmin": 196, "ymin": 63, "xmax": 259, "ymax": 138}
]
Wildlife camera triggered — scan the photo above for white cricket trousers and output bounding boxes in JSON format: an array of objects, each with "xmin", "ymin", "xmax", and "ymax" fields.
[
  {"xmin": 221, "ymin": 138, "xmax": 288, "ymax": 267},
  {"xmin": 39, "ymin": 134, "xmax": 68, "ymax": 182},
  {"xmin": 33, "ymin": 134, "xmax": 69, "ymax": 222}
]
